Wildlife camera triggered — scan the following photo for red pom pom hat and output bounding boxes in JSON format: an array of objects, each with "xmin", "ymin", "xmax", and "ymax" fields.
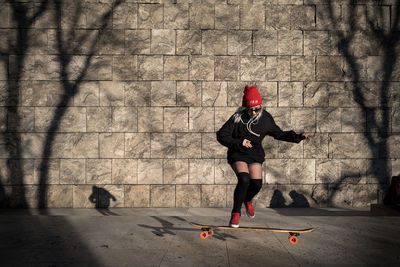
[{"xmin": 242, "ymin": 85, "xmax": 262, "ymax": 107}]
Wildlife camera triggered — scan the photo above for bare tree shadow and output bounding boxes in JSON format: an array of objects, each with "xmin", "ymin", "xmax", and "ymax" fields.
[{"xmin": 321, "ymin": 1, "xmax": 400, "ymax": 205}]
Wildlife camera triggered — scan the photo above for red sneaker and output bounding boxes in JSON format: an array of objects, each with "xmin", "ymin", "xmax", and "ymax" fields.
[
  {"xmin": 229, "ymin": 213, "xmax": 240, "ymax": 228},
  {"xmin": 245, "ymin": 201, "xmax": 255, "ymax": 218}
]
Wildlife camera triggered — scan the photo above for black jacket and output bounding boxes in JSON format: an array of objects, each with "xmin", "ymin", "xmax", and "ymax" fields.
[{"xmin": 216, "ymin": 109, "xmax": 304, "ymax": 164}]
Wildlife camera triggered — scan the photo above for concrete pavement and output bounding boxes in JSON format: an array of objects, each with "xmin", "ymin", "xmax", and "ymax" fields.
[{"xmin": 1, "ymin": 207, "xmax": 399, "ymax": 266}]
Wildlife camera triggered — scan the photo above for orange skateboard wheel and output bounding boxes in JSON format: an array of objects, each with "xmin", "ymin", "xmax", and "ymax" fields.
[
  {"xmin": 289, "ymin": 235, "xmax": 298, "ymax": 245},
  {"xmin": 200, "ymin": 231, "xmax": 208, "ymax": 239},
  {"xmin": 208, "ymin": 230, "xmax": 214, "ymax": 237}
]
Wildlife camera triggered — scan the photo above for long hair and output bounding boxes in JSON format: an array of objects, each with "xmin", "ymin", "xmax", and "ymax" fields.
[{"xmin": 233, "ymin": 106, "xmax": 263, "ymax": 124}]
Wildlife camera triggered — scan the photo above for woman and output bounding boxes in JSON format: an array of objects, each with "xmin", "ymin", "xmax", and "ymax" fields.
[{"xmin": 216, "ymin": 85, "xmax": 308, "ymax": 227}]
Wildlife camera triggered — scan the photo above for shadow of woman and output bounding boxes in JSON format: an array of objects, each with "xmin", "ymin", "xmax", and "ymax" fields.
[
  {"xmin": 269, "ymin": 189, "xmax": 310, "ymax": 208},
  {"xmin": 88, "ymin": 186, "xmax": 119, "ymax": 216}
]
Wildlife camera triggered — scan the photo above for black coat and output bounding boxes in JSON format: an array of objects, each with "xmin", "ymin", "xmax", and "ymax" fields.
[{"xmin": 216, "ymin": 109, "xmax": 304, "ymax": 164}]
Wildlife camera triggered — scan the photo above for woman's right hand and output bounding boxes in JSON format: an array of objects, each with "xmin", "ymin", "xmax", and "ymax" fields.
[{"xmin": 242, "ymin": 139, "xmax": 252, "ymax": 148}]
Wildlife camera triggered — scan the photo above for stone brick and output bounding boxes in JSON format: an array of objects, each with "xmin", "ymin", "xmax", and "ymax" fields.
[
  {"xmin": 34, "ymin": 159, "xmax": 59, "ymax": 185},
  {"xmin": 215, "ymin": 107, "xmax": 237, "ymax": 131},
  {"xmin": 328, "ymin": 183, "xmax": 354, "ymax": 208},
  {"xmin": 99, "ymin": 30, "xmax": 124, "ymax": 55},
  {"xmin": 125, "ymin": 82, "xmax": 151, "ymax": 107},
  {"xmin": 9, "ymin": 55, "xmax": 35, "ymax": 81},
  {"xmin": 291, "ymin": 108, "xmax": 316, "ymax": 133},
  {"xmin": 278, "ymin": 82, "xmax": 303, "ymax": 107},
  {"xmin": 87, "ymin": 107, "xmax": 111, "ymax": 132},
  {"xmin": 151, "ymin": 185, "xmax": 175, "ymax": 207},
  {"xmin": 151, "ymin": 29, "xmax": 176, "ymax": 55},
  {"xmin": 278, "ymin": 138, "xmax": 303, "ymax": 159},
  {"xmin": 111, "ymin": 107, "xmax": 138, "ymax": 132},
  {"xmin": 304, "ymin": 31, "xmax": 331, "ymax": 56},
  {"xmin": 113, "ymin": 1, "xmax": 137, "ymax": 29},
  {"xmin": 265, "ymin": 5, "xmax": 290, "ymax": 31},
  {"xmin": 164, "ymin": 56, "xmax": 189, "ymax": 80},
  {"xmin": 392, "ymin": 106, "xmax": 400, "ymax": 133},
  {"xmin": 255, "ymin": 82, "xmax": 277, "ymax": 107},
  {"xmin": 189, "ymin": 107, "xmax": 214, "ymax": 132},
  {"xmin": 316, "ymin": 56, "xmax": 345, "ymax": 81},
  {"xmin": 125, "ymin": 185, "xmax": 150, "ymax": 207},
  {"xmin": 189, "ymin": 159, "xmax": 214, "ymax": 184},
  {"xmin": 86, "ymin": 159, "xmax": 112, "ymax": 184},
  {"xmin": 202, "ymin": 185, "xmax": 226, "ymax": 207},
  {"xmin": 240, "ymin": 4, "xmax": 265, "ymax": 30},
  {"xmin": 0, "ymin": 108, "xmax": 6, "ymax": 132},
  {"xmin": 176, "ymin": 133, "xmax": 202, "ymax": 158},
  {"xmin": 126, "ymin": 30, "xmax": 151, "ymax": 55},
  {"xmin": 73, "ymin": 185, "xmax": 95, "ymax": 208},
  {"xmin": 100, "ymin": 81, "xmax": 124, "ymax": 106},
  {"xmin": 215, "ymin": 4, "xmax": 239, "ymax": 30},
  {"xmin": 34, "ymin": 55, "xmax": 60, "ymax": 81},
  {"xmin": 262, "ymin": 135, "xmax": 279, "ymax": 159},
  {"xmin": 35, "ymin": 107, "xmax": 86, "ymax": 133},
  {"xmin": 328, "ymin": 82, "xmax": 355, "ymax": 108},
  {"xmin": 138, "ymin": 107, "xmax": 163, "ymax": 132},
  {"xmin": 316, "ymin": 107, "xmax": 341, "ymax": 133},
  {"xmin": 254, "ymin": 30, "xmax": 278, "ymax": 55},
  {"xmin": 112, "ymin": 159, "xmax": 138, "ymax": 184},
  {"xmin": 266, "ymin": 56, "xmax": 290, "ymax": 81},
  {"xmin": 100, "ymin": 133, "xmax": 124, "ymax": 158},
  {"xmin": 341, "ymin": 108, "xmax": 365, "ymax": 133},
  {"xmin": 202, "ymin": 30, "xmax": 227, "ymax": 55},
  {"xmin": 176, "ymin": 185, "xmax": 201, "ymax": 207},
  {"xmin": 290, "ymin": 5, "xmax": 315, "ymax": 30},
  {"xmin": 176, "ymin": 30, "xmax": 201, "ymax": 55},
  {"xmin": 164, "ymin": 107, "xmax": 189, "ymax": 132},
  {"xmin": 202, "ymin": 82, "xmax": 228, "ymax": 106},
  {"xmin": 125, "ymin": 133, "xmax": 151, "ymax": 158},
  {"xmin": 329, "ymin": 133, "xmax": 374, "ymax": 159},
  {"xmin": 21, "ymin": 81, "xmax": 62, "ymax": 107},
  {"xmin": 60, "ymin": 159, "xmax": 85, "ymax": 185},
  {"xmin": 164, "ymin": 3, "xmax": 189, "ymax": 29},
  {"xmin": 228, "ymin": 31, "xmax": 252, "ymax": 55},
  {"xmin": 74, "ymin": 82, "xmax": 99, "ymax": 106},
  {"xmin": 189, "ymin": 3, "xmax": 214, "ymax": 29},
  {"xmin": 304, "ymin": 82, "xmax": 329, "ymax": 107},
  {"xmin": 278, "ymin": 31, "xmax": 302, "ymax": 55},
  {"xmin": 47, "ymin": 185, "xmax": 73, "ymax": 208},
  {"xmin": 86, "ymin": 56, "xmax": 113, "ymax": 81},
  {"xmin": 138, "ymin": 4, "xmax": 163, "ymax": 29},
  {"xmin": 151, "ymin": 133, "xmax": 176, "ymax": 158},
  {"xmin": 291, "ymin": 56, "xmax": 315, "ymax": 82},
  {"xmin": 138, "ymin": 55, "xmax": 163, "ymax": 80},
  {"xmin": 304, "ymin": 133, "xmax": 329, "ymax": 159},
  {"xmin": 202, "ymin": 133, "xmax": 225, "ymax": 159},
  {"xmin": 388, "ymin": 135, "xmax": 400, "ymax": 159},
  {"xmin": 113, "ymin": 55, "xmax": 138, "ymax": 81},
  {"xmin": 177, "ymin": 81, "xmax": 201, "ymax": 106},
  {"xmin": 189, "ymin": 56, "xmax": 214, "ymax": 80},
  {"xmin": 289, "ymin": 159, "xmax": 315, "ymax": 184},
  {"xmin": 151, "ymin": 81, "xmax": 176, "ymax": 106},
  {"xmin": 164, "ymin": 159, "xmax": 188, "ymax": 184},
  {"xmin": 8, "ymin": 107, "xmax": 35, "ymax": 132},
  {"xmin": 215, "ymin": 159, "xmax": 236, "ymax": 184},
  {"xmin": 138, "ymin": 159, "xmax": 163, "ymax": 184},
  {"xmin": 264, "ymin": 159, "xmax": 290, "ymax": 184},
  {"xmin": 240, "ymin": 56, "xmax": 265, "ymax": 81},
  {"xmin": 316, "ymin": 159, "xmax": 341, "ymax": 183},
  {"xmin": 215, "ymin": 56, "xmax": 239, "ymax": 81},
  {"xmin": 227, "ymin": 82, "xmax": 247, "ymax": 107}
]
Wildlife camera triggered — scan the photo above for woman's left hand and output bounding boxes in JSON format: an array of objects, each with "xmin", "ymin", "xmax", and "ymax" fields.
[{"xmin": 302, "ymin": 133, "xmax": 309, "ymax": 140}]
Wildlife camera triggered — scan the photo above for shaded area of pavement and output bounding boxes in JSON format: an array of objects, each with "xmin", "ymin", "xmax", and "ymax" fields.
[{"xmin": 0, "ymin": 208, "xmax": 399, "ymax": 266}]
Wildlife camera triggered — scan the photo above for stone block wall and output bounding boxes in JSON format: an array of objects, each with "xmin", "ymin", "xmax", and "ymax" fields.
[{"xmin": 0, "ymin": 0, "xmax": 399, "ymax": 208}]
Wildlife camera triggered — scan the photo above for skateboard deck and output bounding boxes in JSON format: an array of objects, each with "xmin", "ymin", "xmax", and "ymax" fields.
[{"xmin": 191, "ymin": 223, "xmax": 313, "ymax": 244}]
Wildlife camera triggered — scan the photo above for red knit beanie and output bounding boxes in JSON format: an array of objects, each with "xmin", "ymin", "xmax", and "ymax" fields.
[{"xmin": 242, "ymin": 85, "xmax": 262, "ymax": 107}]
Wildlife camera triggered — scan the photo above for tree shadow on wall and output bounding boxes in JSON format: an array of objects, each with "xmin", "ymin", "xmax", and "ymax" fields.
[
  {"xmin": 38, "ymin": 0, "xmax": 123, "ymax": 211},
  {"xmin": 320, "ymin": 1, "xmax": 400, "ymax": 205}
]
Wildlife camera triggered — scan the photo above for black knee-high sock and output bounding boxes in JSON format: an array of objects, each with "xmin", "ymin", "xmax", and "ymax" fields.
[
  {"xmin": 232, "ymin": 172, "xmax": 250, "ymax": 213},
  {"xmin": 244, "ymin": 179, "xmax": 262, "ymax": 202}
]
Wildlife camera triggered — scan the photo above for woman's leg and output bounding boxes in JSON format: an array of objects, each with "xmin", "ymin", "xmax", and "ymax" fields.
[
  {"xmin": 245, "ymin": 163, "xmax": 263, "ymax": 202},
  {"xmin": 231, "ymin": 161, "xmax": 250, "ymax": 213}
]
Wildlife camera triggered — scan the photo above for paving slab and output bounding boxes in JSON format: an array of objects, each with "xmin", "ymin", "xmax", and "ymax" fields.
[{"xmin": 0, "ymin": 207, "xmax": 399, "ymax": 266}]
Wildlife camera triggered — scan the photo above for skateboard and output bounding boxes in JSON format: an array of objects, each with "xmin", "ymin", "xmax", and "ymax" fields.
[{"xmin": 191, "ymin": 223, "xmax": 313, "ymax": 245}]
